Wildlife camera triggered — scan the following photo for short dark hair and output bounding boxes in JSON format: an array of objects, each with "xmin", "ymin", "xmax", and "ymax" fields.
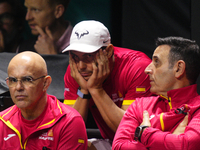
[
  {"xmin": 48, "ymin": 0, "xmax": 71, "ymax": 10},
  {"xmin": 156, "ymin": 36, "xmax": 200, "ymax": 84}
]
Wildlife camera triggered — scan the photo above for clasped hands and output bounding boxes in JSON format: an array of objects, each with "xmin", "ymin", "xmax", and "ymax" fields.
[{"xmin": 140, "ymin": 110, "xmax": 188, "ymax": 135}]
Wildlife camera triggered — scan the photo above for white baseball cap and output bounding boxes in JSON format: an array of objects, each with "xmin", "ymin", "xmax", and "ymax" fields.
[{"xmin": 62, "ymin": 20, "xmax": 111, "ymax": 53}]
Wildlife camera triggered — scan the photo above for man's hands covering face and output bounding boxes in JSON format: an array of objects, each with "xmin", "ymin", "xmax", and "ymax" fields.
[
  {"xmin": 87, "ymin": 49, "xmax": 110, "ymax": 90},
  {"xmin": 69, "ymin": 49, "xmax": 110, "ymax": 94}
]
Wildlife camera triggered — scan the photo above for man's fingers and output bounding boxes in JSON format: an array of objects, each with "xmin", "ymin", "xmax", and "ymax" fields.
[
  {"xmin": 180, "ymin": 114, "xmax": 188, "ymax": 126},
  {"xmin": 143, "ymin": 110, "xmax": 150, "ymax": 123},
  {"xmin": 172, "ymin": 114, "xmax": 188, "ymax": 135},
  {"xmin": 103, "ymin": 50, "xmax": 110, "ymax": 74},
  {"xmin": 90, "ymin": 61, "xmax": 98, "ymax": 79},
  {"xmin": 45, "ymin": 26, "xmax": 53, "ymax": 39},
  {"xmin": 141, "ymin": 110, "xmax": 151, "ymax": 127},
  {"xmin": 35, "ymin": 26, "xmax": 45, "ymax": 36}
]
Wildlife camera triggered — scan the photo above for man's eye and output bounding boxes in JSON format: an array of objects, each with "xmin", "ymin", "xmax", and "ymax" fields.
[
  {"xmin": 86, "ymin": 54, "xmax": 92, "ymax": 58},
  {"xmin": 9, "ymin": 78, "xmax": 17, "ymax": 82},
  {"xmin": 73, "ymin": 55, "xmax": 79, "ymax": 61},
  {"xmin": 31, "ymin": 8, "xmax": 40, "ymax": 13},
  {"xmin": 23, "ymin": 77, "xmax": 32, "ymax": 82},
  {"xmin": 153, "ymin": 59, "xmax": 160, "ymax": 67},
  {"xmin": 86, "ymin": 54, "xmax": 94, "ymax": 60}
]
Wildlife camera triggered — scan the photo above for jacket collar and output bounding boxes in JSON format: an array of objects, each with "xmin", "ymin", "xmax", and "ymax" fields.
[{"xmin": 160, "ymin": 84, "xmax": 198, "ymax": 109}]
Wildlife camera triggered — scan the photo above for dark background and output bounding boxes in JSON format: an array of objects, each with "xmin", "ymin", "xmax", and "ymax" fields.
[{"xmin": 21, "ymin": 0, "xmax": 200, "ymax": 58}]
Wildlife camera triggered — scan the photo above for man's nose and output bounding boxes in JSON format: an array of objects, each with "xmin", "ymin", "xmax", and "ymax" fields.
[
  {"xmin": 25, "ymin": 9, "xmax": 33, "ymax": 21},
  {"xmin": 78, "ymin": 60, "xmax": 87, "ymax": 70},
  {"xmin": 15, "ymin": 79, "xmax": 24, "ymax": 90},
  {"xmin": 145, "ymin": 63, "xmax": 153, "ymax": 75}
]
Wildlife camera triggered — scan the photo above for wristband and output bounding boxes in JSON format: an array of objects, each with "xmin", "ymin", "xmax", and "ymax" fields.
[
  {"xmin": 134, "ymin": 125, "xmax": 148, "ymax": 141},
  {"xmin": 77, "ymin": 87, "xmax": 91, "ymax": 99}
]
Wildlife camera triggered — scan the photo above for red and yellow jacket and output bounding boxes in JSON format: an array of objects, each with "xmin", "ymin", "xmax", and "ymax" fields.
[
  {"xmin": 0, "ymin": 94, "xmax": 87, "ymax": 150},
  {"xmin": 113, "ymin": 84, "xmax": 200, "ymax": 150}
]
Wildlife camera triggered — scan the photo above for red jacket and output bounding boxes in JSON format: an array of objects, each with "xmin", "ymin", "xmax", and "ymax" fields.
[
  {"xmin": 113, "ymin": 84, "xmax": 200, "ymax": 150},
  {"xmin": 0, "ymin": 94, "xmax": 87, "ymax": 150}
]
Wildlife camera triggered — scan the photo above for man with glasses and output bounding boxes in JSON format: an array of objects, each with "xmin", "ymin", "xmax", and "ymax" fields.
[
  {"xmin": 0, "ymin": 51, "xmax": 87, "ymax": 149},
  {"xmin": 62, "ymin": 20, "xmax": 152, "ymax": 149}
]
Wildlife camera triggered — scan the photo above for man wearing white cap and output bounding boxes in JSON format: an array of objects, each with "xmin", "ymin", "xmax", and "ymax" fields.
[{"xmin": 62, "ymin": 20, "xmax": 152, "ymax": 149}]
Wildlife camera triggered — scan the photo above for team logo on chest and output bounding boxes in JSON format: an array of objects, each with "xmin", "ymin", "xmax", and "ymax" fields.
[
  {"xmin": 112, "ymin": 91, "xmax": 123, "ymax": 102},
  {"xmin": 39, "ymin": 129, "xmax": 54, "ymax": 141}
]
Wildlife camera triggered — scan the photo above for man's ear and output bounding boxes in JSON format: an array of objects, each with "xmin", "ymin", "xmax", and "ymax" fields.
[
  {"xmin": 6, "ymin": 79, "xmax": 9, "ymax": 87},
  {"xmin": 54, "ymin": 4, "xmax": 65, "ymax": 19},
  {"xmin": 43, "ymin": 75, "xmax": 52, "ymax": 91},
  {"xmin": 105, "ymin": 44, "xmax": 114, "ymax": 58},
  {"xmin": 174, "ymin": 60, "xmax": 186, "ymax": 78}
]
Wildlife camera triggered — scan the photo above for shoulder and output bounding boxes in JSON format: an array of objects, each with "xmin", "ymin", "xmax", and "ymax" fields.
[
  {"xmin": 131, "ymin": 96, "xmax": 159, "ymax": 109},
  {"xmin": 55, "ymin": 99, "xmax": 82, "ymax": 120},
  {"xmin": 0, "ymin": 105, "xmax": 19, "ymax": 120},
  {"xmin": 113, "ymin": 46, "xmax": 151, "ymax": 65},
  {"xmin": 48, "ymin": 95, "xmax": 83, "ymax": 122},
  {"xmin": 114, "ymin": 46, "xmax": 150, "ymax": 59},
  {"xmin": 60, "ymin": 102, "xmax": 81, "ymax": 116}
]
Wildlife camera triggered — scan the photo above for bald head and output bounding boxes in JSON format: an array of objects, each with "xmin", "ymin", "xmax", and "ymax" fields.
[
  {"xmin": 8, "ymin": 51, "xmax": 47, "ymax": 76},
  {"xmin": 7, "ymin": 51, "xmax": 52, "ymax": 119}
]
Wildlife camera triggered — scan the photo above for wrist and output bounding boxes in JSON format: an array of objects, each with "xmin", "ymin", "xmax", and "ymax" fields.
[
  {"xmin": 79, "ymin": 88, "xmax": 89, "ymax": 95},
  {"xmin": 88, "ymin": 87, "xmax": 104, "ymax": 95},
  {"xmin": 134, "ymin": 125, "xmax": 149, "ymax": 142},
  {"xmin": 77, "ymin": 87, "xmax": 91, "ymax": 99}
]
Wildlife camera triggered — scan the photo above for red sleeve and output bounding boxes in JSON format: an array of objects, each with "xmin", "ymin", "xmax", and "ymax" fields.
[
  {"xmin": 123, "ymin": 56, "xmax": 152, "ymax": 101},
  {"xmin": 64, "ymin": 65, "xmax": 79, "ymax": 100},
  {"xmin": 57, "ymin": 116, "xmax": 88, "ymax": 150},
  {"xmin": 112, "ymin": 98, "xmax": 147, "ymax": 150},
  {"xmin": 113, "ymin": 100, "xmax": 200, "ymax": 150},
  {"xmin": 141, "ymin": 110, "xmax": 200, "ymax": 150}
]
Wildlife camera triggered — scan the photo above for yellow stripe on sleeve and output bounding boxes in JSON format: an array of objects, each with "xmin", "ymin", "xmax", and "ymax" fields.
[
  {"xmin": 160, "ymin": 113, "xmax": 164, "ymax": 131},
  {"xmin": 64, "ymin": 100, "xmax": 76, "ymax": 105},
  {"xmin": 122, "ymin": 100, "xmax": 135, "ymax": 105}
]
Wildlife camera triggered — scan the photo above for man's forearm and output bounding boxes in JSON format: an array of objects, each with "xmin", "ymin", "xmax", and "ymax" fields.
[
  {"xmin": 141, "ymin": 127, "xmax": 200, "ymax": 150},
  {"xmin": 89, "ymin": 88, "xmax": 125, "ymax": 132},
  {"xmin": 73, "ymin": 97, "xmax": 90, "ymax": 122}
]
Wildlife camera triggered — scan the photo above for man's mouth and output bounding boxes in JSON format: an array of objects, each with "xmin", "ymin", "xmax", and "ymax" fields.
[
  {"xmin": 28, "ymin": 24, "xmax": 36, "ymax": 29},
  {"xmin": 80, "ymin": 72, "xmax": 90, "ymax": 77},
  {"xmin": 15, "ymin": 95, "xmax": 26, "ymax": 100},
  {"xmin": 149, "ymin": 78, "xmax": 154, "ymax": 83}
]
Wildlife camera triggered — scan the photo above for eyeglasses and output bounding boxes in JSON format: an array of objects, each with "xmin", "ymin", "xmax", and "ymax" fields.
[{"xmin": 6, "ymin": 75, "xmax": 46, "ymax": 87}]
